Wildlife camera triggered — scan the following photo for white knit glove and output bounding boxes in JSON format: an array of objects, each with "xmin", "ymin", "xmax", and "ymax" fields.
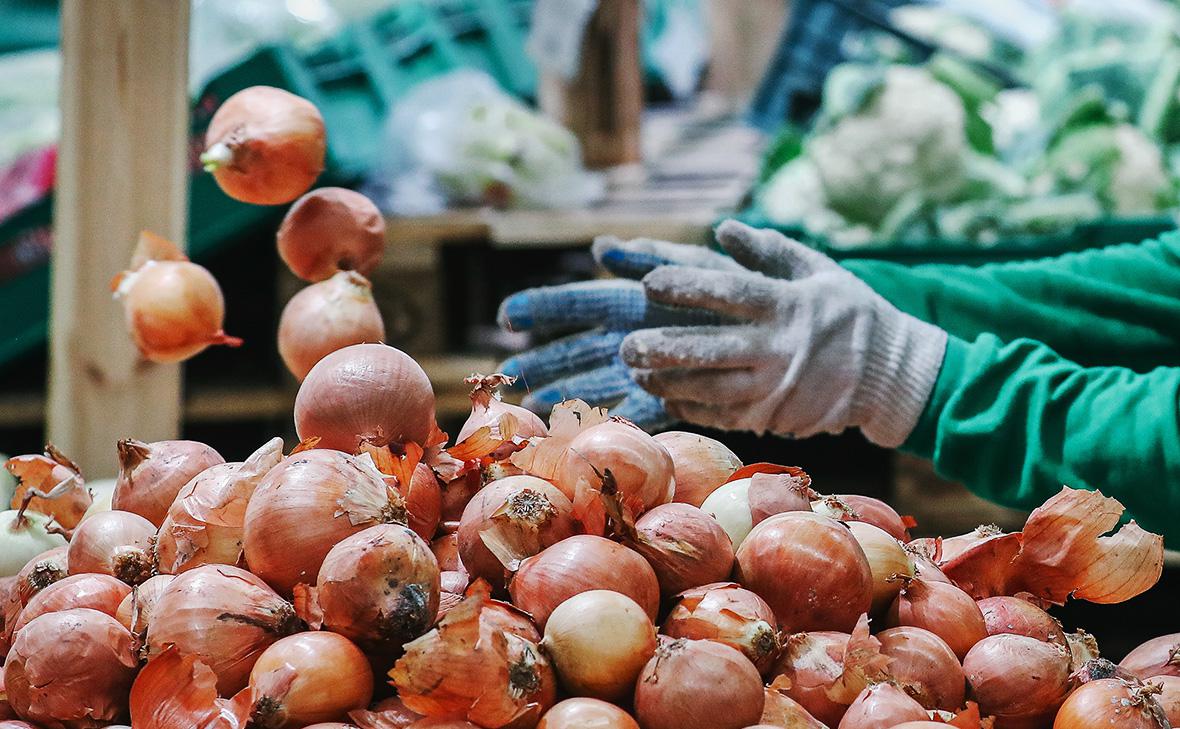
[{"xmin": 621, "ymin": 220, "xmax": 948, "ymax": 447}]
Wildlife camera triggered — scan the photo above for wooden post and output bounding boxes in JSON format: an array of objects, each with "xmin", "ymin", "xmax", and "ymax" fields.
[{"xmin": 48, "ymin": 1, "xmax": 191, "ymax": 477}]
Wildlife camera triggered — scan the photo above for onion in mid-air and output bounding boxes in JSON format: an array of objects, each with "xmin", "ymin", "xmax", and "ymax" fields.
[
  {"xmin": 278, "ymin": 271, "xmax": 386, "ymax": 381},
  {"xmin": 277, "ymin": 187, "xmax": 384, "ymax": 281}
]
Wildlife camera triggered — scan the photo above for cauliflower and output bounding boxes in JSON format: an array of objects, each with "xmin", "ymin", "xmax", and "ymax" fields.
[
  {"xmin": 806, "ymin": 65, "xmax": 970, "ymax": 226},
  {"xmin": 1046, "ymin": 123, "xmax": 1173, "ymax": 214}
]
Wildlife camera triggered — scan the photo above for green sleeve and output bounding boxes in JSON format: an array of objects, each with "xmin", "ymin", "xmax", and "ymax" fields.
[
  {"xmin": 904, "ymin": 333, "xmax": 1180, "ymax": 543},
  {"xmin": 842, "ymin": 230, "xmax": 1180, "ymax": 371}
]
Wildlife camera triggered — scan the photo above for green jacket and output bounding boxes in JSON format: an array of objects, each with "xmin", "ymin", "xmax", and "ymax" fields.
[{"xmin": 842, "ymin": 231, "xmax": 1180, "ymax": 542}]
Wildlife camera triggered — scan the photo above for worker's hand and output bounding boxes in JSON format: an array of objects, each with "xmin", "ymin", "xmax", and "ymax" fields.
[
  {"xmin": 622, "ymin": 220, "xmax": 948, "ymax": 447},
  {"xmin": 496, "ymin": 236, "xmax": 741, "ymax": 429}
]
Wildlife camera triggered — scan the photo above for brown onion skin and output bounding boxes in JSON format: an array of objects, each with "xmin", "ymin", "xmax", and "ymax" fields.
[
  {"xmin": 12, "ymin": 573, "xmax": 131, "ymax": 634},
  {"xmin": 654, "ymin": 431, "xmax": 741, "ymax": 507},
  {"xmin": 633, "ymin": 639, "xmax": 764, "ymax": 729},
  {"xmin": 458, "ymin": 476, "xmax": 577, "ymax": 591},
  {"xmin": 1121, "ymin": 634, "xmax": 1180, "ymax": 680},
  {"xmin": 401, "ymin": 462, "xmax": 442, "ymax": 542},
  {"xmin": 632, "ymin": 503, "xmax": 735, "ymax": 598},
  {"xmin": 147, "ymin": 564, "xmax": 301, "ymax": 696},
  {"xmin": 735, "ymin": 512, "xmax": 872, "ymax": 633},
  {"xmin": 457, "ymin": 378, "xmax": 549, "ymax": 462},
  {"xmin": 203, "ymin": 86, "xmax": 325, "ymax": 206},
  {"xmin": 978, "ymin": 596, "xmax": 1067, "ymax": 646},
  {"xmin": 663, "ymin": 582, "xmax": 779, "ymax": 675},
  {"xmin": 6, "ymin": 454, "xmax": 90, "ymax": 529},
  {"xmin": 114, "ymin": 574, "xmax": 173, "ymax": 634},
  {"xmin": 112, "ymin": 439, "xmax": 224, "ymax": 527},
  {"xmin": 759, "ymin": 687, "xmax": 828, "ymax": 729},
  {"xmin": 964, "ymin": 634, "xmax": 1071, "ymax": 727},
  {"xmin": 837, "ymin": 683, "xmax": 927, "ymax": 729},
  {"xmin": 247, "ymin": 632, "xmax": 374, "ymax": 729},
  {"xmin": 121, "ymin": 260, "xmax": 236, "ymax": 363},
  {"xmin": 279, "ymin": 271, "xmax": 386, "ymax": 380},
  {"xmin": 770, "ymin": 631, "xmax": 851, "ymax": 726},
  {"xmin": 294, "ymin": 343, "xmax": 437, "ymax": 452},
  {"xmin": 67, "ymin": 510, "xmax": 156, "ymax": 585},
  {"xmin": 886, "ymin": 577, "xmax": 987, "ymax": 660},
  {"xmin": 431, "ymin": 532, "xmax": 464, "ymax": 574},
  {"xmin": 876, "ymin": 627, "xmax": 965, "ymax": 711},
  {"xmin": 243, "ymin": 448, "xmax": 403, "ymax": 595},
  {"xmin": 509, "ymin": 535, "xmax": 660, "ymax": 629},
  {"xmin": 1053, "ymin": 678, "xmax": 1169, "ymax": 729},
  {"xmin": 4, "ymin": 608, "xmax": 138, "ymax": 729},
  {"xmin": 537, "ymin": 698, "xmax": 640, "ymax": 729},
  {"xmin": 1151, "ymin": 675, "xmax": 1180, "ymax": 725},
  {"xmin": 316, "ymin": 523, "xmax": 440, "ymax": 651},
  {"xmin": 277, "ymin": 187, "xmax": 384, "ymax": 281},
  {"xmin": 554, "ymin": 421, "xmax": 675, "ymax": 514}
]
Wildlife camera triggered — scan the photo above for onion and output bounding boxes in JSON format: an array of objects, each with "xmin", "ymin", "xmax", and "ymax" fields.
[
  {"xmin": 129, "ymin": 644, "xmax": 247, "ymax": 729},
  {"xmin": 431, "ymin": 532, "xmax": 464, "ymax": 573},
  {"xmin": 886, "ymin": 576, "xmax": 987, "ymax": 660},
  {"xmin": 662, "ymin": 582, "xmax": 779, "ymax": 674},
  {"xmin": 314, "ymin": 523, "xmax": 440, "ymax": 651},
  {"xmin": 760, "ymin": 685, "xmax": 828, "ymax": 729},
  {"xmin": 1151, "ymin": 675, "xmax": 1180, "ymax": 726},
  {"xmin": 904, "ymin": 541, "xmax": 951, "ymax": 584},
  {"xmin": 939, "ymin": 524, "xmax": 1005, "ymax": 564},
  {"xmin": 701, "ymin": 473, "xmax": 812, "ymax": 549},
  {"xmin": 113, "ymin": 231, "xmax": 242, "ymax": 363},
  {"xmin": 276, "ymin": 187, "xmax": 384, "ymax": 280},
  {"xmin": 67, "ymin": 510, "xmax": 156, "ymax": 585},
  {"xmin": 631, "ymin": 503, "xmax": 735, "ymax": 597},
  {"xmin": 244, "ymin": 448, "xmax": 408, "ymax": 595},
  {"xmin": 441, "ymin": 471, "xmax": 483, "ymax": 524},
  {"xmin": 115, "ymin": 574, "xmax": 173, "ymax": 635},
  {"xmin": 201, "ymin": 86, "xmax": 325, "ymax": 205},
  {"xmin": 811, "ymin": 494, "xmax": 911, "ymax": 542},
  {"xmin": 11, "ymin": 546, "xmax": 68, "ymax": 607},
  {"xmin": 963, "ymin": 634, "xmax": 1071, "ymax": 726},
  {"xmin": 876, "ymin": 627, "xmax": 965, "ymax": 711},
  {"xmin": 294, "ymin": 344, "xmax": 437, "ymax": 452},
  {"xmin": 537, "ymin": 698, "xmax": 639, "ymax": 728},
  {"xmin": 846, "ymin": 521, "xmax": 913, "ymax": 615},
  {"xmin": 1122, "ymin": 634, "xmax": 1180, "ymax": 680},
  {"xmin": 147, "ymin": 564, "xmax": 302, "ymax": 695},
  {"xmin": 279, "ymin": 271, "xmax": 386, "ymax": 381},
  {"xmin": 1053, "ymin": 678, "xmax": 1169, "ymax": 728},
  {"xmin": 541, "ymin": 590, "xmax": 656, "ymax": 701},
  {"xmin": 113, "ymin": 438, "xmax": 224, "ymax": 527},
  {"xmin": 12, "ymin": 573, "xmax": 131, "ymax": 634},
  {"xmin": 554, "ymin": 421, "xmax": 674, "ymax": 515},
  {"xmin": 653, "ymin": 431, "xmax": 741, "ymax": 507},
  {"xmin": 509, "ymin": 535, "xmax": 659, "ymax": 629},
  {"xmin": 156, "ymin": 437, "xmax": 282, "ymax": 574},
  {"xmin": 837, "ymin": 684, "xmax": 927, "ymax": 729},
  {"xmin": 401, "ymin": 463, "xmax": 442, "ymax": 541},
  {"xmin": 634, "ymin": 638, "xmax": 764, "ymax": 729},
  {"xmin": 457, "ymin": 476, "xmax": 576, "ymax": 590},
  {"xmin": 242, "ymin": 632, "xmax": 374, "ymax": 729},
  {"xmin": 391, "ymin": 585, "xmax": 557, "ymax": 729},
  {"xmin": 0, "ymin": 509, "xmax": 67, "ymax": 578},
  {"xmin": 735, "ymin": 512, "xmax": 872, "ymax": 632},
  {"xmin": 457, "ymin": 375, "xmax": 548, "ymax": 461},
  {"xmin": 5, "ymin": 448, "xmax": 90, "ymax": 529},
  {"xmin": 4, "ymin": 608, "xmax": 137, "ymax": 728},
  {"xmin": 977, "ymin": 595, "xmax": 1066, "ymax": 646}
]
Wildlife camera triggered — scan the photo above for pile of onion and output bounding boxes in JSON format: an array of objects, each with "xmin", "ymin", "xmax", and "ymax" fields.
[
  {"xmin": 201, "ymin": 85, "xmax": 326, "ymax": 205},
  {"xmin": 652, "ymin": 431, "xmax": 741, "ymax": 507},
  {"xmin": 662, "ymin": 582, "xmax": 780, "ymax": 674},
  {"xmin": 279, "ymin": 271, "xmax": 386, "ymax": 381},
  {"xmin": 277, "ymin": 187, "xmax": 385, "ymax": 280},
  {"xmin": 112, "ymin": 438, "xmax": 224, "ymax": 526}
]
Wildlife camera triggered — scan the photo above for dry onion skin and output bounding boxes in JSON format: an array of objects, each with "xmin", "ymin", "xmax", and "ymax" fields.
[
  {"xmin": 243, "ymin": 448, "xmax": 408, "ymax": 595},
  {"xmin": 112, "ymin": 438, "xmax": 224, "ymax": 527},
  {"xmin": 4, "ymin": 608, "xmax": 138, "ymax": 729},
  {"xmin": 541, "ymin": 590, "xmax": 657, "ymax": 702},
  {"xmin": 1121, "ymin": 634, "xmax": 1180, "ymax": 680},
  {"xmin": 5, "ymin": 448, "xmax": 90, "ymax": 530},
  {"xmin": 294, "ymin": 343, "xmax": 437, "ymax": 453},
  {"xmin": 508, "ymin": 535, "xmax": 660, "ymax": 629},
  {"xmin": 457, "ymin": 475, "xmax": 577, "ymax": 590},
  {"xmin": 662, "ymin": 582, "xmax": 780, "ymax": 675},
  {"xmin": 201, "ymin": 86, "xmax": 326, "ymax": 206},
  {"xmin": 553, "ymin": 420, "xmax": 675, "ymax": 516},
  {"xmin": 1151, "ymin": 675, "xmax": 1180, "ymax": 726},
  {"xmin": 633, "ymin": 638, "xmax": 764, "ymax": 729},
  {"xmin": 457, "ymin": 375, "xmax": 548, "ymax": 462},
  {"xmin": 875, "ymin": 626, "xmax": 965, "ymax": 712},
  {"xmin": 735, "ymin": 511, "xmax": 872, "ymax": 633},
  {"xmin": 537, "ymin": 698, "xmax": 640, "ymax": 729},
  {"xmin": 276, "ymin": 187, "xmax": 385, "ymax": 281},
  {"xmin": 156, "ymin": 437, "xmax": 283, "ymax": 574},
  {"xmin": 12, "ymin": 573, "xmax": 131, "ymax": 635},
  {"xmin": 114, "ymin": 574, "xmax": 174, "ymax": 636},
  {"xmin": 128, "ymin": 644, "xmax": 246, "ymax": 729},
  {"xmin": 311, "ymin": 522, "xmax": 440, "ymax": 651},
  {"xmin": 67, "ymin": 509, "xmax": 156, "ymax": 586},
  {"xmin": 653, "ymin": 431, "xmax": 741, "ymax": 507},
  {"xmin": 760, "ymin": 684, "xmax": 828, "ymax": 729},
  {"xmin": 630, "ymin": 502, "xmax": 735, "ymax": 598},
  {"xmin": 279, "ymin": 271, "xmax": 386, "ymax": 381},
  {"xmin": 1052, "ymin": 678, "xmax": 1170, "ymax": 729},
  {"xmin": 147, "ymin": 564, "xmax": 302, "ymax": 696},
  {"xmin": 242, "ymin": 631, "xmax": 374, "ymax": 729},
  {"xmin": 964, "ymin": 633, "xmax": 1072, "ymax": 727}
]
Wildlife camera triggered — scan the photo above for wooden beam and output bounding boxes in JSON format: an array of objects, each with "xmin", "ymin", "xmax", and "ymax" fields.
[{"xmin": 48, "ymin": 1, "xmax": 191, "ymax": 477}]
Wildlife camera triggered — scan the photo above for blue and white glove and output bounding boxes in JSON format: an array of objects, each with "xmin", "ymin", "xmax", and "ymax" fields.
[{"xmin": 496, "ymin": 236, "xmax": 740, "ymax": 429}]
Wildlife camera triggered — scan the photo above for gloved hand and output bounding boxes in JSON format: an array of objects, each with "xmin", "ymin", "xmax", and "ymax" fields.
[
  {"xmin": 496, "ymin": 236, "xmax": 741, "ymax": 429},
  {"xmin": 622, "ymin": 220, "xmax": 948, "ymax": 447}
]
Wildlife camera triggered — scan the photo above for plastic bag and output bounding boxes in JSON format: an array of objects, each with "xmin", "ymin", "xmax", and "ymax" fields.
[{"xmin": 367, "ymin": 70, "xmax": 604, "ymax": 215}]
